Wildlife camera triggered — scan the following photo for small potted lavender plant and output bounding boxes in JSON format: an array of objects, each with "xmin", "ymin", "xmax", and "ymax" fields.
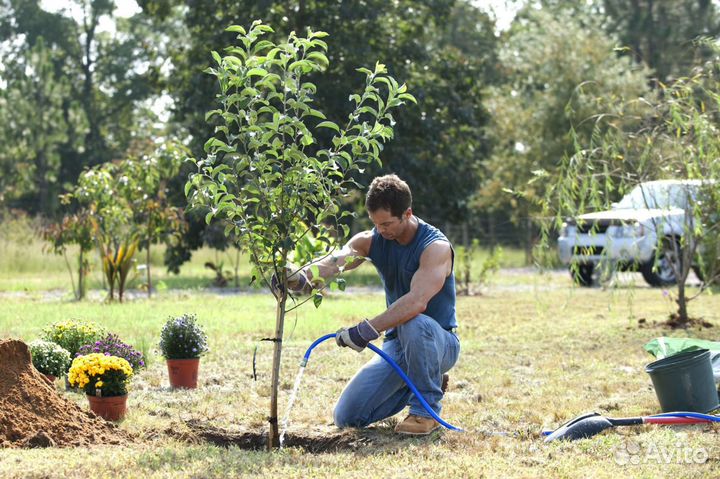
[
  {"xmin": 76, "ymin": 333, "xmax": 146, "ymax": 372},
  {"xmin": 159, "ymin": 314, "xmax": 209, "ymax": 389}
]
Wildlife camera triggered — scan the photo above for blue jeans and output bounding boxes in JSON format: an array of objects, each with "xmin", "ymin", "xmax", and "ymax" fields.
[{"xmin": 333, "ymin": 314, "xmax": 460, "ymax": 428}]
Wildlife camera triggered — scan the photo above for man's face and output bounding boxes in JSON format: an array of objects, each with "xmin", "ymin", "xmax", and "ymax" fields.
[{"xmin": 368, "ymin": 208, "xmax": 410, "ymax": 241}]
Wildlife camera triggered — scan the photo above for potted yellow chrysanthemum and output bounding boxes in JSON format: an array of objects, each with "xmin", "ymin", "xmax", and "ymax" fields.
[{"xmin": 68, "ymin": 353, "xmax": 133, "ymax": 421}]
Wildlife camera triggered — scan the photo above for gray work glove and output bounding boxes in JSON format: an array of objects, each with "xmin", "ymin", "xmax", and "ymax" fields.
[
  {"xmin": 270, "ymin": 266, "xmax": 309, "ymax": 297},
  {"xmin": 336, "ymin": 319, "xmax": 380, "ymax": 352}
]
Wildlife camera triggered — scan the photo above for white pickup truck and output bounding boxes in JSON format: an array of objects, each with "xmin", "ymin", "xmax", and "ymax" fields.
[{"xmin": 557, "ymin": 180, "xmax": 702, "ymax": 287}]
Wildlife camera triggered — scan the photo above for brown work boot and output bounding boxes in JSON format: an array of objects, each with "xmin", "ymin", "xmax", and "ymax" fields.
[
  {"xmin": 441, "ymin": 373, "xmax": 449, "ymax": 394},
  {"xmin": 394, "ymin": 415, "xmax": 440, "ymax": 435}
]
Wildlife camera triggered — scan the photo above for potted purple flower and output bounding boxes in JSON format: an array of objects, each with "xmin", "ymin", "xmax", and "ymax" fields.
[
  {"xmin": 159, "ymin": 314, "xmax": 209, "ymax": 389},
  {"xmin": 76, "ymin": 333, "xmax": 146, "ymax": 373}
]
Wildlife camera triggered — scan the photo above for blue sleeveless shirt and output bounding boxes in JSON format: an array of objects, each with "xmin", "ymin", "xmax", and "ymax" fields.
[{"xmin": 368, "ymin": 217, "xmax": 457, "ymax": 340}]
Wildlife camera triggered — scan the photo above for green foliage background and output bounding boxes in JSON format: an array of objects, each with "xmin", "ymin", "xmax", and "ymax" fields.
[{"xmin": 2, "ymin": 0, "xmax": 720, "ymax": 269}]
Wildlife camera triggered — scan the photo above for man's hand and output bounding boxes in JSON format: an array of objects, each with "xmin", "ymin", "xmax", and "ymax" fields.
[
  {"xmin": 270, "ymin": 266, "xmax": 309, "ymax": 297},
  {"xmin": 336, "ymin": 319, "xmax": 380, "ymax": 352}
]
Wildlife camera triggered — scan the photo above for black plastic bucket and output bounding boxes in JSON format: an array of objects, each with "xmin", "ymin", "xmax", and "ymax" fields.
[{"xmin": 645, "ymin": 349, "xmax": 720, "ymax": 413}]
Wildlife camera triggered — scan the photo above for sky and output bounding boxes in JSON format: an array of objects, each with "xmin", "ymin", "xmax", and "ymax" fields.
[
  {"xmin": 40, "ymin": 0, "xmax": 142, "ymax": 34},
  {"xmin": 41, "ymin": 0, "xmax": 520, "ymax": 33},
  {"xmin": 477, "ymin": 0, "xmax": 523, "ymax": 32}
]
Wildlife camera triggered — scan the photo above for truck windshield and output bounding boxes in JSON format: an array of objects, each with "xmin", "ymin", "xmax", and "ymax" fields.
[{"xmin": 615, "ymin": 183, "xmax": 696, "ymax": 209}]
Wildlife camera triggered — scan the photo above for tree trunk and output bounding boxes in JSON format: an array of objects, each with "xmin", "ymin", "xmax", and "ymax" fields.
[
  {"xmin": 676, "ymin": 280, "xmax": 688, "ymax": 324},
  {"xmin": 99, "ymin": 246, "xmax": 107, "ymax": 289},
  {"xmin": 118, "ymin": 268, "xmax": 126, "ymax": 303},
  {"xmin": 674, "ymin": 236, "xmax": 694, "ymax": 325},
  {"xmin": 78, "ymin": 249, "xmax": 86, "ymax": 300},
  {"xmin": 35, "ymin": 148, "xmax": 50, "ymax": 214},
  {"xmin": 488, "ymin": 213, "xmax": 496, "ymax": 248},
  {"xmin": 81, "ymin": 6, "xmax": 105, "ymax": 168},
  {"xmin": 268, "ymin": 290, "xmax": 288, "ymax": 449},
  {"xmin": 462, "ymin": 222, "xmax": 470, "ymax": 294},
  {"xmin": 147, "ymin": 243, "xmax": 152, "ymax": 299},
  {"xmin": 525, "ymin": 216, "xmax": 533, "ymax": 266},
  {"xmin": 234, "ymin": 248, "xmax": 241, "ymax": 289},
  {"xmin": 296, "ymin": 0, "xmax": 306, "ymax": 34},
  {"xmin": 63, "ymin": 250, "xmax": 78, "ymax": 300}
]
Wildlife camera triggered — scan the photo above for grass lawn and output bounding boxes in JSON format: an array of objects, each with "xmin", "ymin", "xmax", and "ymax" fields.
[
  {"xmin": 1, "ymin": 268, "xmax": 719, "ymax": 478},
  {"xmin": 0, "ymin": 216, "xmax": 529, "ymax": 294}
]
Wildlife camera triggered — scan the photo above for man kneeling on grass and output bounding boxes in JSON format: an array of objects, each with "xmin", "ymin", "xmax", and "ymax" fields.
[{"xmin": 279, "ymin": 174, "xmax": 460, "ymax": 435}]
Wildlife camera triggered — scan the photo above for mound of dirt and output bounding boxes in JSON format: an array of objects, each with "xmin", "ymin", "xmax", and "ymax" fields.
[{"xmin": 0, "ymin": 339, "xmax": 130, "ymax": 448}]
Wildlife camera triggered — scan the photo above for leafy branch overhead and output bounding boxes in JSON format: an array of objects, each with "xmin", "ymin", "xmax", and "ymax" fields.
[{"xmin": 185, "ymin": 20, "xmax": 415, "ymax": 294}]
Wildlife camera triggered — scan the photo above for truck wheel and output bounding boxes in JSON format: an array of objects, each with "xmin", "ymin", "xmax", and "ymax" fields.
[
  {"xmin": 641, "ymin": 238, "xmax": 681, "ymax": 287},
  {"xmin": 570, "ymin": 264, "xmax": 594, "ymax": 287}
]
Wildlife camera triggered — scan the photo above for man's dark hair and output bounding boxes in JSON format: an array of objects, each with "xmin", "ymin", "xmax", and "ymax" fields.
[{"xmin": 365, "ymin": 174, "xmax": 412, "ymax": 218}]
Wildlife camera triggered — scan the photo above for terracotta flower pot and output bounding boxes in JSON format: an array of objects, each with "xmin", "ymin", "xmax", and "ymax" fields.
[
  {"xmin": 167, "ymin": 358, "xmax": 200, "ymax": 389},
  {"xmin": 87, "ymin": 394, "xmax": 128, "ymax": 421},
  {"xmin": 43, "ymin": 374, "xmax": 56, "ymax": 384}
]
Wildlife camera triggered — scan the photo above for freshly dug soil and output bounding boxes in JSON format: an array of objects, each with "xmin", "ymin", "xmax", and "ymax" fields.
[{"xmin": 0, "ymin": 339, "xmax": 129, "ymax": 448}]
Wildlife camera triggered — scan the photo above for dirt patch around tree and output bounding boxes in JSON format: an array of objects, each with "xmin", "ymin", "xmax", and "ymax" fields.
[
  {"xmin": 167, "ymin": 418, "xmax": 441, "ymax": 453},
  {"xmin": 0, "ymin": 339, "xmax": 131, "ymax": 448}
]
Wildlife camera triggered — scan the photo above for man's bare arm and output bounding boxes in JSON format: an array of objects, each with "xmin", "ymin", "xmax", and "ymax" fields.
[
  {"xmin": 304, "ymin": 231, "xmax": 373, "ymax": 284},
  {"xmin": 368, "ymin": 241, "xmax": 452, "ymax": 333}
]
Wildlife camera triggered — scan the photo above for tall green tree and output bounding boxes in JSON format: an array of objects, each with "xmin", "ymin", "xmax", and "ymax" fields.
[
  {"xmin": 538, "ymin": 0, "xmax": 720, "ymax": 84},
  {"xmin": 477, "ymin": 8, "xmax": 651, "ymax": 258},
  {"xmin": 602, "ymin": 0, "xmax": 720, "ymax": 84},
  {"xmin": 0, "ymin": 0, "xmax": 164, "ymax": 215},
  {"xmin": 0, "ymin": 38, "xmax": 83, "ymax": 212},
  {"xmin": 144, "ymin": 0, "xmax": 496, "ymax": 254}
]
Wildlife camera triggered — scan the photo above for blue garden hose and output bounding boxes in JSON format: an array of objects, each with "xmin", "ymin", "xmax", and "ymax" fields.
[
  {"xmin": 302, "ymin": 333, "xmax": 463, "ymax": 432},
  {"xmin": 650, "ymin": 411, "xmax": 720, "ymax": 422}
]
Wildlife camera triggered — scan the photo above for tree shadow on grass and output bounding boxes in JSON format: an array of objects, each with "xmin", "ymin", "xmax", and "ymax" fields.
[{"xmin": 166, "ymin": 419, "xmax": 442, "ymax": 454}]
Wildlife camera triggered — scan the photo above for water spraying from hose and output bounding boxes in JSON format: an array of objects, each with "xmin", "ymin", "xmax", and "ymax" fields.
[{"xmin": 279, "ymin": 365, "xmax": 305, "ymax": 448}]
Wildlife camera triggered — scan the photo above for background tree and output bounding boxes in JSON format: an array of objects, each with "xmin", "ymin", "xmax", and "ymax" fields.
[
  {"xmin": 477, "ymin": 8, "xmax": 652, "ymax": 261},
  {"xmin": 186, "ymin": 22, "xmax": 414, "ymax": 448},
  {"xmin": 543, "ymin": 43, "xmax": 720, "ymax": 326},
  {"xmin": 41, "ymin": 211, "xmax": 95, "ymax": 300},
  {"xmin": 69, "ymin": 164, "xmax": 137, "ymax": 302},
  {"xmin": 118, "ymin": 142, "xmax": 188, "ymax": 297},
  {"xmin": 144, "ymin": 0, "xmax": 496, "ymax": 267},
  {"xmin": 601, "ymin": 0, "xmax": 720, "ymax": 85},
  {"xmin": 537, "ymin": 0, "xmax": 720, "ymax": 84},
  {"xmin": 0, "ymin": 38, "xmax": 84, "ymax": 213},
  {"xmin": 0, "ymin": 0, "xmax": 164, "ymax": 215},
  {"xmin": 54, "ymin": 144, "xmax": 188, "ymax": 301}
]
